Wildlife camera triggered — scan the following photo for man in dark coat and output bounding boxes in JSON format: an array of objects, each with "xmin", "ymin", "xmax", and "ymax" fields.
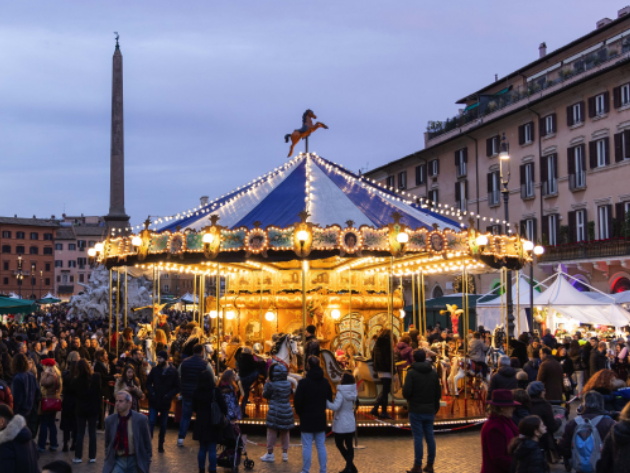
[
  {"xmin": 590, "ymin": 341, "xmax": 608, "ymax": 378},
  {"xmin": 508, "ymin": 332, "xmax": 529, "ymax": 369},
  {"xmin": 541, "ymin": 329, "xmax": 557, "ymax": 349},
  {"xmin": 294, "ymin": 356, "xmax": 332, "ymax": 473},
  {"xmin": 147, "ymin": 350, "xmax": 180, "ymax": 452},
  {"xmin": 402, "ymin": 349, "xmax": 441, "ymax": 473},
  {"xmin": 303, "ymin": 325, "xmax": 320, "ymax": 359},
  {"xmin": 0, "ymin": 404, "xmax": 39, "ymax": 473},
  {"xmin": 487, "ymin": 355, "xmax": 518, "ymax": 400},
  {"xmin": 537, "ymin": 347, "xmax": 564, "ymax": 401}
]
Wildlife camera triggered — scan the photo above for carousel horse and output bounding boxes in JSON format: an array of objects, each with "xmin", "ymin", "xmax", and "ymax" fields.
[
  {"xmin": 270, "ymin": 333, "xmax": 301, "ymax": 385},
  {"xmin": 431, "ymin": 341, "xmax": 452, "ymax": 395},
  {"xmin": 319, "ymin": 349, "xmax": 345, "ymax": 387},
  {"xmin": 284, "ymin": 109, "xmax": 329, "ymax": 157},
  {"xmin": 136, "ymin": 323, "xmax": 156, "ymax": 365}
]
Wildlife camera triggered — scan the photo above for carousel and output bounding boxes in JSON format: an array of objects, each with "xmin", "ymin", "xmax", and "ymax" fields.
[{"xmin": 94, "ymin": 152, "xmax": 533, "ymax": 427}]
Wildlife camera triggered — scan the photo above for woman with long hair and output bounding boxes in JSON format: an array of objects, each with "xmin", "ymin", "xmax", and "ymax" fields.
[
  {"xmin": 370, "ymin": 328, "xmax": 393, "ymax": 419},
  {"xmin": 597, "ymin": 401, "xmax": 630, "ymax": 472},
  {"xmin": 37, "ymin": 358, "xmax": 62, "ymax": 452},
  {"xmin": 69, "ymin": 358, "xmax": 101, "ymax": 464},
  {"xmin": 182, "ymin": 326, "xmax": 205, "ymax": 360},
  {"xmin": 154, "ymin": 328, "xmax": 169, "ymax": 354},
  {"xmin": 193, "ymin": 370, "xmax": 226, "ymax": 473},
  {"xmin": 60, "ymin": 351, "xmax": 80, "ymax": 452},
  {"xmin": 508, "ymin": 415, "xmax": 549, "ymax": 473},
  {"xmin": 480, "ymin": 389, "xmax": 519, "ymax": 473},
  {"xmin": 10, "ymin": 353, "xmax": 38, "ymax": 434},
  {"xmin": 114, "ymin": 364, "xmax": 145, "ymax": 412}
]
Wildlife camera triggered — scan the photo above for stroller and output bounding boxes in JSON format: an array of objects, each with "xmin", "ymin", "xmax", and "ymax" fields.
[{"xmin": 217, "ymin": 423, "xmax": 254, "ymax": 471}]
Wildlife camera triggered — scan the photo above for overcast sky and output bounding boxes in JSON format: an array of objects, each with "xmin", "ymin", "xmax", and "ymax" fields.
[{"xmin": 0, "ymin": 1, "xmax": 618, "ymax": 227}]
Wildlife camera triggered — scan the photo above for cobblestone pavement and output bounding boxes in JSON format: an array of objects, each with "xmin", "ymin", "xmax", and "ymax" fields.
[{"xmin": 38, "ymin": 425, "xmax": 567, "ymax": 473}]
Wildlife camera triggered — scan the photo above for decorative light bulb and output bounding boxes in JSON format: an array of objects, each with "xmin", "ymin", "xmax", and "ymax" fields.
[
  {"xmin": 265, "ymin": 310, "xmax": 275, "ymax": 322},
  {"xmin": 399, "ymin": 309, "xmax": 406, "ymax": 319},
  {"xmin": 87, "ymin": 248, "xmax": 97, "ymax": 257},
  {"xmin": 331, "ymin": 309, "xmax": 341, "ymax": 320},
  {"xmin": 209, "ymin": 310, "xmax": 218, "ymax": 319},
  {"xmin": 522, "ymin": 240, "xmax": 534, "ymax": 252},
  {"xmin": 396, "ymin": 232, "xmax": 409, "ymax": 244},
  {"xmin": 131, "ymin": 235, "xmax": 142, "ymax": 247},
  {"xmin": 475, "ymin": 235, "xmax": 489, "ymax": 246},
  {"xmin": 533, "ymin": 245, "xmax": 545, "ymax": 256},
  {"xmin": 94, "ymin": 243, "xmax": 104, "ymax": 252},
  {"xmin": 202, "ymin": 233, "xmax": 214, "ymax": 244},
  {"xmin": 297, "ymin": 230, "xmax": 309, "ymax": 242},
  {"xmin": 226, "ymin": 310, "xmax": 235, "ymax": 320}
]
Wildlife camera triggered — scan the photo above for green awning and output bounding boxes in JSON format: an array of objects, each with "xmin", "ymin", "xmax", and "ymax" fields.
[
  {"xmin": 0, "ymin": 296, "xmax": 37, "ymax": 315},
  {"xmin": 37, "ymin": 297, "xmax": 61, "ymax": 304},
  {"xmin": 464, "ymin": 102, "xmax": 479, "ymax": 112}
]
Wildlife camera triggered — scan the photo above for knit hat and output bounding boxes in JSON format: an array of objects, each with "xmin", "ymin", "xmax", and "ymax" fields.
[
  {"xmin": 156, "ymin": 350, "xmax": 168, "ymax": 360},
  {"xmin": 527, "ymin": 381, "xmax": 545, "ymax": 398}
]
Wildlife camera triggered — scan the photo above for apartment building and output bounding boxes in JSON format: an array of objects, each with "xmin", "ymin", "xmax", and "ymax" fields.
[
  {"xmin": 0, "ymin": 216, "xmax": 58, "ymax": 299},
  {"xmin": 367, "ymin": 7, "xmax": 630, "ymax": 295}
]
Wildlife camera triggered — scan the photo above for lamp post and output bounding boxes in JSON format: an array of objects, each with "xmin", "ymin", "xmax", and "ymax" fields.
[
  {"xmin": 16, "ymin": 255, "xmax": 23, "ymax": 298},
  {"xmin": 31, "ymin": 263, "xmax": 35, "ymax": 300},
  {"xmin": 499, "ymin": 133, "xmax": 514, "ymax": 338},
  {"xmin": 523, "ymin": 241, "xmax": 545, "ymax": 332},
  {"xmin": 39, "ymin": 270, "xmax": 43, "ymax": 298}
]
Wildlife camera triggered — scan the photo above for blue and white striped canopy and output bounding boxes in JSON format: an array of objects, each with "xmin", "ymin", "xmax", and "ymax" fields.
[{"xmin": 159, "ymin": 154, "xmax": 462, "ymax": 232}]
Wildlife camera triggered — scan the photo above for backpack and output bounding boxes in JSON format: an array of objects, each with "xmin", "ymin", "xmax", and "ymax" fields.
[{"xmin": 571, "ymin": 415, "xmax": 604, "ymax": 473}]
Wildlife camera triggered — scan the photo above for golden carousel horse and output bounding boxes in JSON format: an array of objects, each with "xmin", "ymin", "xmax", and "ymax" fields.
[{"xmin": 284, "ymin": 109, "xmax": 329, "ymax": 157}]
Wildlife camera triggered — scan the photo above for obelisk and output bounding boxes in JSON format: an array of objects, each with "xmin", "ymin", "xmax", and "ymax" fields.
[{"xmin": 104, "ymin": 33, "xmax": 130, "ymax": 233}]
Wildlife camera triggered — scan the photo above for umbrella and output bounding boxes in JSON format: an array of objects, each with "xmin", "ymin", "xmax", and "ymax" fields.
[{"xmin": 0, "ymin": 295, "xmax": 37, "ymax": 315}]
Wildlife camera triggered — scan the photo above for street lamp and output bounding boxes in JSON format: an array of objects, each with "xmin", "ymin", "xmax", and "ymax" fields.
[
  {"xmin": 526, "ymin": 242, "xmax": 545, "ymax": 332},
  {"xmin": 39, "ymin": 269, "xmax": 43, "ymax": 298},
  {"xmin": 499, "ymin": 133, "xmax": 515, "ymax": 339},
  {"xmin": 16, "ymin": 255, "xmax": 23, "ymax": 298},
  {"xmin": 31, "ymin": 263, "xmax": 35, "ymax": 299}
]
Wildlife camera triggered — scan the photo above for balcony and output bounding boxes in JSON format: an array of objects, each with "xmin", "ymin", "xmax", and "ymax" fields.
[
  {"xmin": 520, "ymin": 183, "xmax": 535, "ymax": 199},
  {"xmin": 488, "ymin": 190, "xmax": 500, "ymax": 207},
  {"xmin": 542, "ymin": 180, "xmax": 558, "ymax": 197},
  {"xmin": 569, "ymin": 171, "xmax": 587, "ymax": 191},
  {"xmin": 539, "ymin": 238, "xmax": 630, "ymax": 262}
]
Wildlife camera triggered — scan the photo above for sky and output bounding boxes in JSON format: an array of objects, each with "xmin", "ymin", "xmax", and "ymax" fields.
[{"xmin": 0, "ymin": 1, "xmax": 620, "ymax": 228}]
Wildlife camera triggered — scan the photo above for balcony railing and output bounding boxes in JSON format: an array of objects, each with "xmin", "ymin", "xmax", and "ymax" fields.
[
  {"xmin": 569, "ymin": 171, "xmax": 587, "ymax": 191},
  {"xmin": 539, "ymin": 238, "xmax": 630, "ymax": 262},
  {"xmin": 488, "ymin": 190, "xmax": 500, "ymax": 207},
  {"xmin": 542, "ymin": 180, "xmax": 558, "ymax": 197},
  {"xmin": 520, "ymin": 183, "xmax": 535, "ymax": 199}
]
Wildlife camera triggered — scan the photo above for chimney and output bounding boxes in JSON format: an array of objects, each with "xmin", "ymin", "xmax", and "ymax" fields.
[
  {"xmin": 200, "ymin": 196, "xmax": 209, "ymax": 205},
  {"xmin": 619, "ymin": 6, "xmax": 630, "ymax": 18},
  {"xmin": 596, "ymin": 18, "xmax": 613, "ymax": 29},
  {"xmin": 539, "ymin": 42, "xmax": 547, "ymax": 58}
]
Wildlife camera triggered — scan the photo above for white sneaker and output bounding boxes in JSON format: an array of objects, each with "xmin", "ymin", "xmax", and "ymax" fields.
[
  {"xmin": 177, "ymin": 438, "xmax": 184, "ymax": 447},
  {"xmin": 282, "ymin": 452, "xmax": 289, "ymax": 462},
  {"xmin": 89, "ymin": 459, "xmax": 96, "ymax": 464},
  {"xmin": 72, "ymin": 458, "xmax": 82, "ymax": 464},
  {"xmin": 260, "ymin": 452, "xmax": 275, "ymax": 462}
]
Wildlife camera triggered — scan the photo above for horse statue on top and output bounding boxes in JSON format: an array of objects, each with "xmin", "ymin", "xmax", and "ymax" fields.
[{"xmin": 284, "ymin": 109, "xmax": 329, "ymax": 157}]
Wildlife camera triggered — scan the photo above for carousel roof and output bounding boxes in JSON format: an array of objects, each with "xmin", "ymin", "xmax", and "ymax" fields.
[{"xmin": 158, "ymin": 153, "xmax": 463, "ymax": 232}]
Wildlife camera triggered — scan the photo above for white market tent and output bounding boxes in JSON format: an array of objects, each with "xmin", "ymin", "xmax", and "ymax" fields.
[
  {"xmin": 180, "ymin": 293, "xmax": 199, "ymax": 304},
  {"xmin": 533, "ymin": 272, "xmax": 630, "ymax": 327},
  {"xmin": 476, "ymin": 275, "xmax": 539, "ymax": 334}
]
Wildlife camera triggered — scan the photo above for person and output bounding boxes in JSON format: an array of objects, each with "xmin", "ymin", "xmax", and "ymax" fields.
[
  {"xmin": 395, "ymin": 335, "xmax": 414, "ymax": 369},
  {"xmin": 236, "ymin": 346, "xmax": 259, "ymax": 417},
  {"xmin": 596, "ymin": 400, "xmax": 630, "ymax": 473},
  {"xmin": 590, "ymin": 341, "xmax": 609, "ymax": 378},
  {"xmin": 512, "ymin": 389, "xmax": 532, "ymax": 426},
  {"xmin": 146, "ymin": 350, "xmax": 180, "ymax": 453},
  {"xmin": 60, "ymin": 351, "xmax": 79, "ymax": 452},
  {"xmin": 38, "ymin": 357, "xmax": 62, "ymax": 452},
  {"xmin": 103, "ymin": 390, "xmax": 152, "ymax": 473},
  {"xmin": 217, "ymin": 369, "xmax": 241, "ymax": 422},
  {"xmin": 192, "ymin": 370, "xmax": 227, "ymax": 473},
  {"xmin": 93, "ymin": 349, "xmax": 116, "ymax": 420},
  {"xmin": 556, "ymin": 345, "xmax": 575, "ymax": 400},
  {"xmin": 509, "ymin": 333, "xmax": 530, "ymax": 369},
  {"xmin": 155, "ymin": 313, "xmax": 172, "ymax": 340},
  {"xmin": 0, "ymin": 362, "xmax": 13, "ymax": 408},
  {"xmin": 582, "ymin": 369, "xmax": 626, "ymax": 413},
  {"xmin": 541, "ymin": 329, "xmax": 557, "ymax": 349},
  {"xmin": 10, "ymin": 353, "xmax": 37, "ymax": 434},
  {"xmin": 70, "ymin": 358, "xmax": 101, "ymax": 464},
  {"xmin": 294, "ymin": 355, "xmax": 333, "ymax": 473},
  {"xmin": 569, "ymin": 339, "xmax": 587, "ymax": 395},
  {"xmin": 480, "ymin": 389, "xmax": 519, "ymax": 473},
  {"xmin": 42, "ymin": 459, "xmax": 73, "ymax": 473},
  {"xmin": 178, "ymin": 344, "xmax": 215, "ymax": 447},
  {"xmin": 261, "ymin": 362, "xmax": 294, "ymax": 463},
  {"xmin": 402, "ymin": 349, "xmax": 441, "ymax": 473},
  {"xmin": 327, "ymin": 372, "xmax": 358, "ymax": 473},
  {"xmin": 128, "ymin": 349, "xmax": 147, "ymax": 392},
  {"xmin": 303, "ymin": 325, "xmax": 320, "ymax": 359},
  {"xmin": 526, "ymin": 381, "xmax": 559, "ymax": 460},
  {"xmin": 0, "ymin": 404, "xmax": 39, "ymax": 473},
  {"xmin": 487, "ymin": 356, "xmax": 518, "ymax": 400},
  {"xmin": 508, "ymin": 415, "xmax": 549, "ymax": 473},
  {"xmin": 370, "ymin": 328, "xmax": 394, "ymax": 419},
  {"xmin": 537, "ymin": 347, "xmax": 564, "ymax": 401},
  {"xmin": 115, "ymin": 365, "xmax": 145, "ymax": 412},
  {"xmin": 468, "ymin": 331, "xmax": 489, "ymax": 378}
]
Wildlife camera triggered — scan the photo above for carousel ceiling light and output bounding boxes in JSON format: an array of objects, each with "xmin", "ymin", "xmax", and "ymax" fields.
[
  {"xmin": 209, "ymin": 310, "xmax": 218, "ymax": 319},
  {"xmin": 331, "ymin": 309, "xmax": 341, "ymax": 320},
  {"xmin": 202, "ymin": 233, "xmax": 215, "ymax": 244},
  {"xmin": 87, "ymin": 248, "xmax": 97, "ymax": 257},
  {"xmin": 396, "ymin": 232, "xmax": 409, "ymax": 244},
  {"xmin": 475, "ymin": 234, "xmax": 489, "ymax": 246},
  {"xmin": 226, "ymin": 310, "xmax": 236, "ymax": 320},
  {"xmin": 264, "ymin": 310, "xmax": 276, "ymax": 321}
]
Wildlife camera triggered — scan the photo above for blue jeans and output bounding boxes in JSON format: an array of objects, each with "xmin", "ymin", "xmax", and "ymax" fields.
[
  {"xmin": 112, "ymin": 454, "xmax": 138, "ymax": 473},
  {"xmin": 409, "ymin": 412, "xmax": 436, "ymax": 466},
  {"xmin": 38, "ymin": 411, "xmax": 59, "ymax": 449},
  {"xmin": 149, "ymin": 407, "xmax": 169, "ymax": 444},
  {"xmin": 301, "ymin": 431, "xmax": 327, "ymax": 473},
  {"xmin": 198, "ymin": 441, "xmax": 217, "ymax": 470},
  {"xmin": 178, "ymin": 398, "xmax": 193, "ymax": 440}
]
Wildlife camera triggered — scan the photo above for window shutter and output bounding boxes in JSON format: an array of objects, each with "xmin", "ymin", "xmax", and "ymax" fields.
[
  {"xmin": 607, "ymin": 204, "xmax": 613, "ymax": 238},
  {"xmin": 552, "ymin": 153, "xmax": 557, "ymax": 177},
  {"xmin": 588, "ymin": 96, "xmax": 596, "ymax": 118},
  {"xmin": 435, "ymin": 160, "xmax": 440, "ymax": 175},
  {"xmin": 455, "ymin": 182, "xmax": 460, "ymax": 202},
  {"xmin": 464, "ymin": 180, "xmax": 468, "ymax": 199},
  {"xmin": 539, "ymin": 117, "xmax": 545, "ymax": 136},
  {"xmin": 463, "ymin": 147, "xmax": 468, "ymax": 163},
  {"xmin": 530, "ymin": 122, "xmax": 535, "ymax": 142},
  {"xmin": 520, "ymin": 164, "xmax": 526, "ymax": 185},
  {"xmin": 615, "ymin": 132, "xmax": 624, "ymax": 162},
  {"xmin": 568, "ymin": 147, "xmax": 575, "ymax": 175},
  {"xmin": 604, "ymin": 137, "xmax": 610, "ymax": 165},
  {"xmin": 486, "ymin": 138, "xmax": 492, "ymax": 157},
  {"xmin": 551, "ymin": 113, "xmax": 557, "ymax": 133},
  {"xmin": 519, "ymin": 124, "xmax": 525, "ymax": 145},
  {"xmin": 541, "ymin": 156, "xmax": 548, "ymax": 184},
  {"xmin": 568, "ymin": 211, "xmax": 576, "ymax": 243},
  {"xmin": 542, "ymin": 215, "xmax": 549, "ymax": 242},
  {"xmin": 566, "ymin": 105, "xmax": 574, "ymax": 127},
  {"xmin": 532, "ymin": 219, "xmax": 538, "ymax": 243},
  {"xmin": 589, "ymin": 141, "xmax": 598, "ymax": 169},
  {"xmin": 579, "ymin": 102, "xmax": 585, "ymax": 122},
  {"xmin": 579, "ymin": 145, "xmax": 586, "ymax": 171},
  {"xmin": 487, "ymin": 172, "xmax": 493, "ymax": 193},
  {"xmin": 519, "ymin": 220, "xmax": 527, "ymax": 237},
  {"xmin": 603, "ymin": 91, "xmax": 610, "ymax": 114},
  {"xmin": 626, "ymin": 131, "xmax": 630, "ymax": 159},
  {"xmin": 614, "ymin": 85, "xmax": 622, "ymax": 109}
]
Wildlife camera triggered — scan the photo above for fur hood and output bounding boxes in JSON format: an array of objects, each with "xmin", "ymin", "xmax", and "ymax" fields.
[{"xmin": 0, "ymin": 414, "xmax": 29, "ymax": 446}]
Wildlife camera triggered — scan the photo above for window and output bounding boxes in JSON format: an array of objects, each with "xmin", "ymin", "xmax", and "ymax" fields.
[
  {"xmin": 45, "ymin": 278, "xmax": 50, "ymax": 286},
  {"xmin": 1, "ymin": 231, "xmax": 11, "ymax": 238},
  {"xmin": 486, "ymin": 135, "xmax": 500, "ymax": 156},
  {"xmin": 589, "ymin": 92, "xmax": 610, "ymax": 117},
  {"xmin": 520, "ymin": 218, "xmax": 537, "ymax": 242},
  {"xmin": 589, "ymin": 138, "xmax": 610, "ymax": 168},
  {"xmin": 518, "ymin": 122, "xmax": 534, "ymax": 145},
  {"xmin": 68, "ymin": 260, "xmax": 77, "ymax": 268},
  {"xmin": 77, "ymin": 240, "xmax": 86, "ymax": 249},
  {"xmin": 45, "ymin": 263, "xmax": 50, "ymax": 271},
  {"xmin": 2, "ymin": 262, "xmax": 8, "ymax": 271},
  {"xmin": 43, "ymin": 247, "xmax": 52, "ymax": 255},
  {"xmin": 29, "ymin": 246, "xmax": 38, "ymax": 255},
  {"xmin": 398, "ymin": 171, "xmax": 407, "ymax": 190},
  {"xmin": 542, "ymin": 214, "xmax": 560, "ymax": 245},
  {"xmin": 30, "ymin": 262, "xmax": 36, "ymax": 271},
  {"xmin": 16, "ymin": 232, "xmax": 25, "ymax": 239},
  {"xmin": 614, "ymin": 83, "xmax": 630, "ymax": 108},
  {"xmin": 487, "ymin": 225, "xmax": 502, "ymax": 235},
  {"xmin": 541, "ymin": 154, "xmax": 558, "ymax": 196},
  {"xmin": 78, "ymin": 257, "xmax": 87, "ymax": 268},
  {"xmin": 1, "ymin": 245, "xmax": 10, "ymax": 253},
  {"xmin": 455, "ymin": 148, "xmax": 468, "ymax": 177},
  {"xmin": 2, "ymin": 278, "xmax": 7, "ymax": 285},
  {"xmin": 55, "ymin": 243, "xmax": 63, "ymax": 251},
  {"xmin": 539, "ymin": 114, "xmax": 557, "ymax": 137},
  {"xmin": 454, "ymin": 181, "xmax": 468, "ymax": 211},
  {"xmin": 614, "ymin": 130, "xmax": 630, "ymax": 162},
  {"xmin": 56, "ymin": 276, "xmax": 61, "ymax": 283},
  {"xmin": 43, "ymin": 233, "xmax": 53, "ymax": 241},
  {"xmin": 487, "ymin": 171, "xmax": 500, "ymax": 206},
  {"xmin": 598, "ymin": 205, "xmax": 612, "ymax": 240},
  {"xmin": 386, "ymin": 175, "xmax": 395, "ymax": 188},
  {"xmin": 79, "ymin": 274, "xmax": 85, "ymax": 283},
  {"xmin": 15, "ymin": 245, "xmax": 25, "ymax": 254},
  {"xmin": 568, "ymin": 144, "xmax": 586, "ymax": 190},
  {"xmin": 29, "ymin": 232, "xmax": 38, "ymax": 240},
  {"xmin": 569, "ymin": 209, "xmax": 588, "ymax": 242},
  {"xmin": 520, "ymin": 163, "xmax": 535, "ymax": 199},
  {"xmin": 68, "ymin": 243, "xmax": 76, "ymax": 251},
  {"xmin": 415, "ymin": 163, "xmax": 426, "ymax": 186},
  {"xmin": 566, "ymin": 102, "xmax": 584, "ymax": 126},
  {"xmin": 69, "ymin": 275, "xmax": 74, "ymax": 283},
  {"xmin": 427, "ymin": 189, "xmax": 439, "ymax": 204},
  {"xmin": 55, "ymin": 260, "xmax": 63, "ymax": 268},
  {"xmin": 428, "ymin": 159, "xmax": 439, "ymax": 177},
  {"xmin": 88, "ymin": 241, "xmax": 96, "ymax": 248}
]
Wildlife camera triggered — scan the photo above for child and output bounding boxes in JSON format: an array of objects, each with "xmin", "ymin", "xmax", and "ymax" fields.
[
  {"xmin": 508, "ymin": 415, "xmax": 549, "ymax": 473},
  {"xmin": 327, "ymin": 372, "xmax": 358, "ymax": 473},
  {"xmin": 261, "ymin": 363, "xmax": 295, "ymax": 463}
]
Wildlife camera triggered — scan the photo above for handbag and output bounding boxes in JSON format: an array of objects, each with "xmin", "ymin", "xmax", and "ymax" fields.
[
  {"xmin": 210, "ymin": 390, "xmax": 227, "ymax": 427},
  {"xmin": 41, "ymin": 397, "xmax": 62, "ymax": 412}
]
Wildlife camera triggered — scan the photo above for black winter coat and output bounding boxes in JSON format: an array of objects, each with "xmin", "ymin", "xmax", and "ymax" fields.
[
  {"xmin": 147, "ymin": 363, "xmax": 180, "ymax": 410},
  {"xmin": 192, "ymin": 373, "xmax": 227, "ymax": 444},
  {"xmin": 179, "ymin": 355, "xmax": 212, "ymax": 400},
  {"xmin": 402, "ymin": 361, "xmax": 441, "ymax": 414},
  {"xmin": 294, "ymin": 365, "xmax": 332, "ymax": 433},
  {"xmin": 590, "ymin": 349, "xmax": 608, "ymax": 377},
  {"xmin": 509, "ymin": 437, "xmax": 549, "ymax": 473},
  {"xmin": 597, "ymin": 419, "xmax": 630, "ymax": 473},
  {"xmin": 372, "ymin": 334, "xmax": 392, "ymax": 374},
  {"xmin": 487, "ymin": 367, "xmax": 518, "ymax": 399},
  {"xmin": 0, "ymin": 414, "xmax": 39, "ymax": 473},
  {"xmin": 70, "ymin": 373, "xmax": 102, "ymax": 417}
]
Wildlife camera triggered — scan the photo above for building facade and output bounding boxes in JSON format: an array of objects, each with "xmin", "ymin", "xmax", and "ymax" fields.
[{"xmin": 367, "ymin": 7, "xmax": 630, "ymax": 296}]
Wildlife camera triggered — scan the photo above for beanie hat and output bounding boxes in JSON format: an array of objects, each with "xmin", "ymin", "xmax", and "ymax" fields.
[
  {"xmin": 527, "ymin": 381, "xmax": 545, "ymax": 397},
  {"xmin": 156, "ymin": 350, "xmax": 168, "ymax": 360}
]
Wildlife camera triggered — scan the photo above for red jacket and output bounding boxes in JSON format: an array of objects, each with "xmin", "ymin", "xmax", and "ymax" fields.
[{"xmin": 480, "ymin": 414, "xmax": 519, "ymax": 473}]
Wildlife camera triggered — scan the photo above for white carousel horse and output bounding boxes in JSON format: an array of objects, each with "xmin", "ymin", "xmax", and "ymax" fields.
[
  {"xmin": 431, "ymin": 341, "xmax": 452, "ymax": 395},
  {"xmin": 136, "ymin": 323, "xmax": 156, "ymax": 365},
  {"xmin": 270, "ymin": 333, "xmax": 301, "ymax": 386}
]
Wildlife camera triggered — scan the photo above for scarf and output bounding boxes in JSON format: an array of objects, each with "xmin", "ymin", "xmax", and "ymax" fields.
[{"xmin": 113, "ymin": 412, "xmax": 133, "ymax": 456}]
